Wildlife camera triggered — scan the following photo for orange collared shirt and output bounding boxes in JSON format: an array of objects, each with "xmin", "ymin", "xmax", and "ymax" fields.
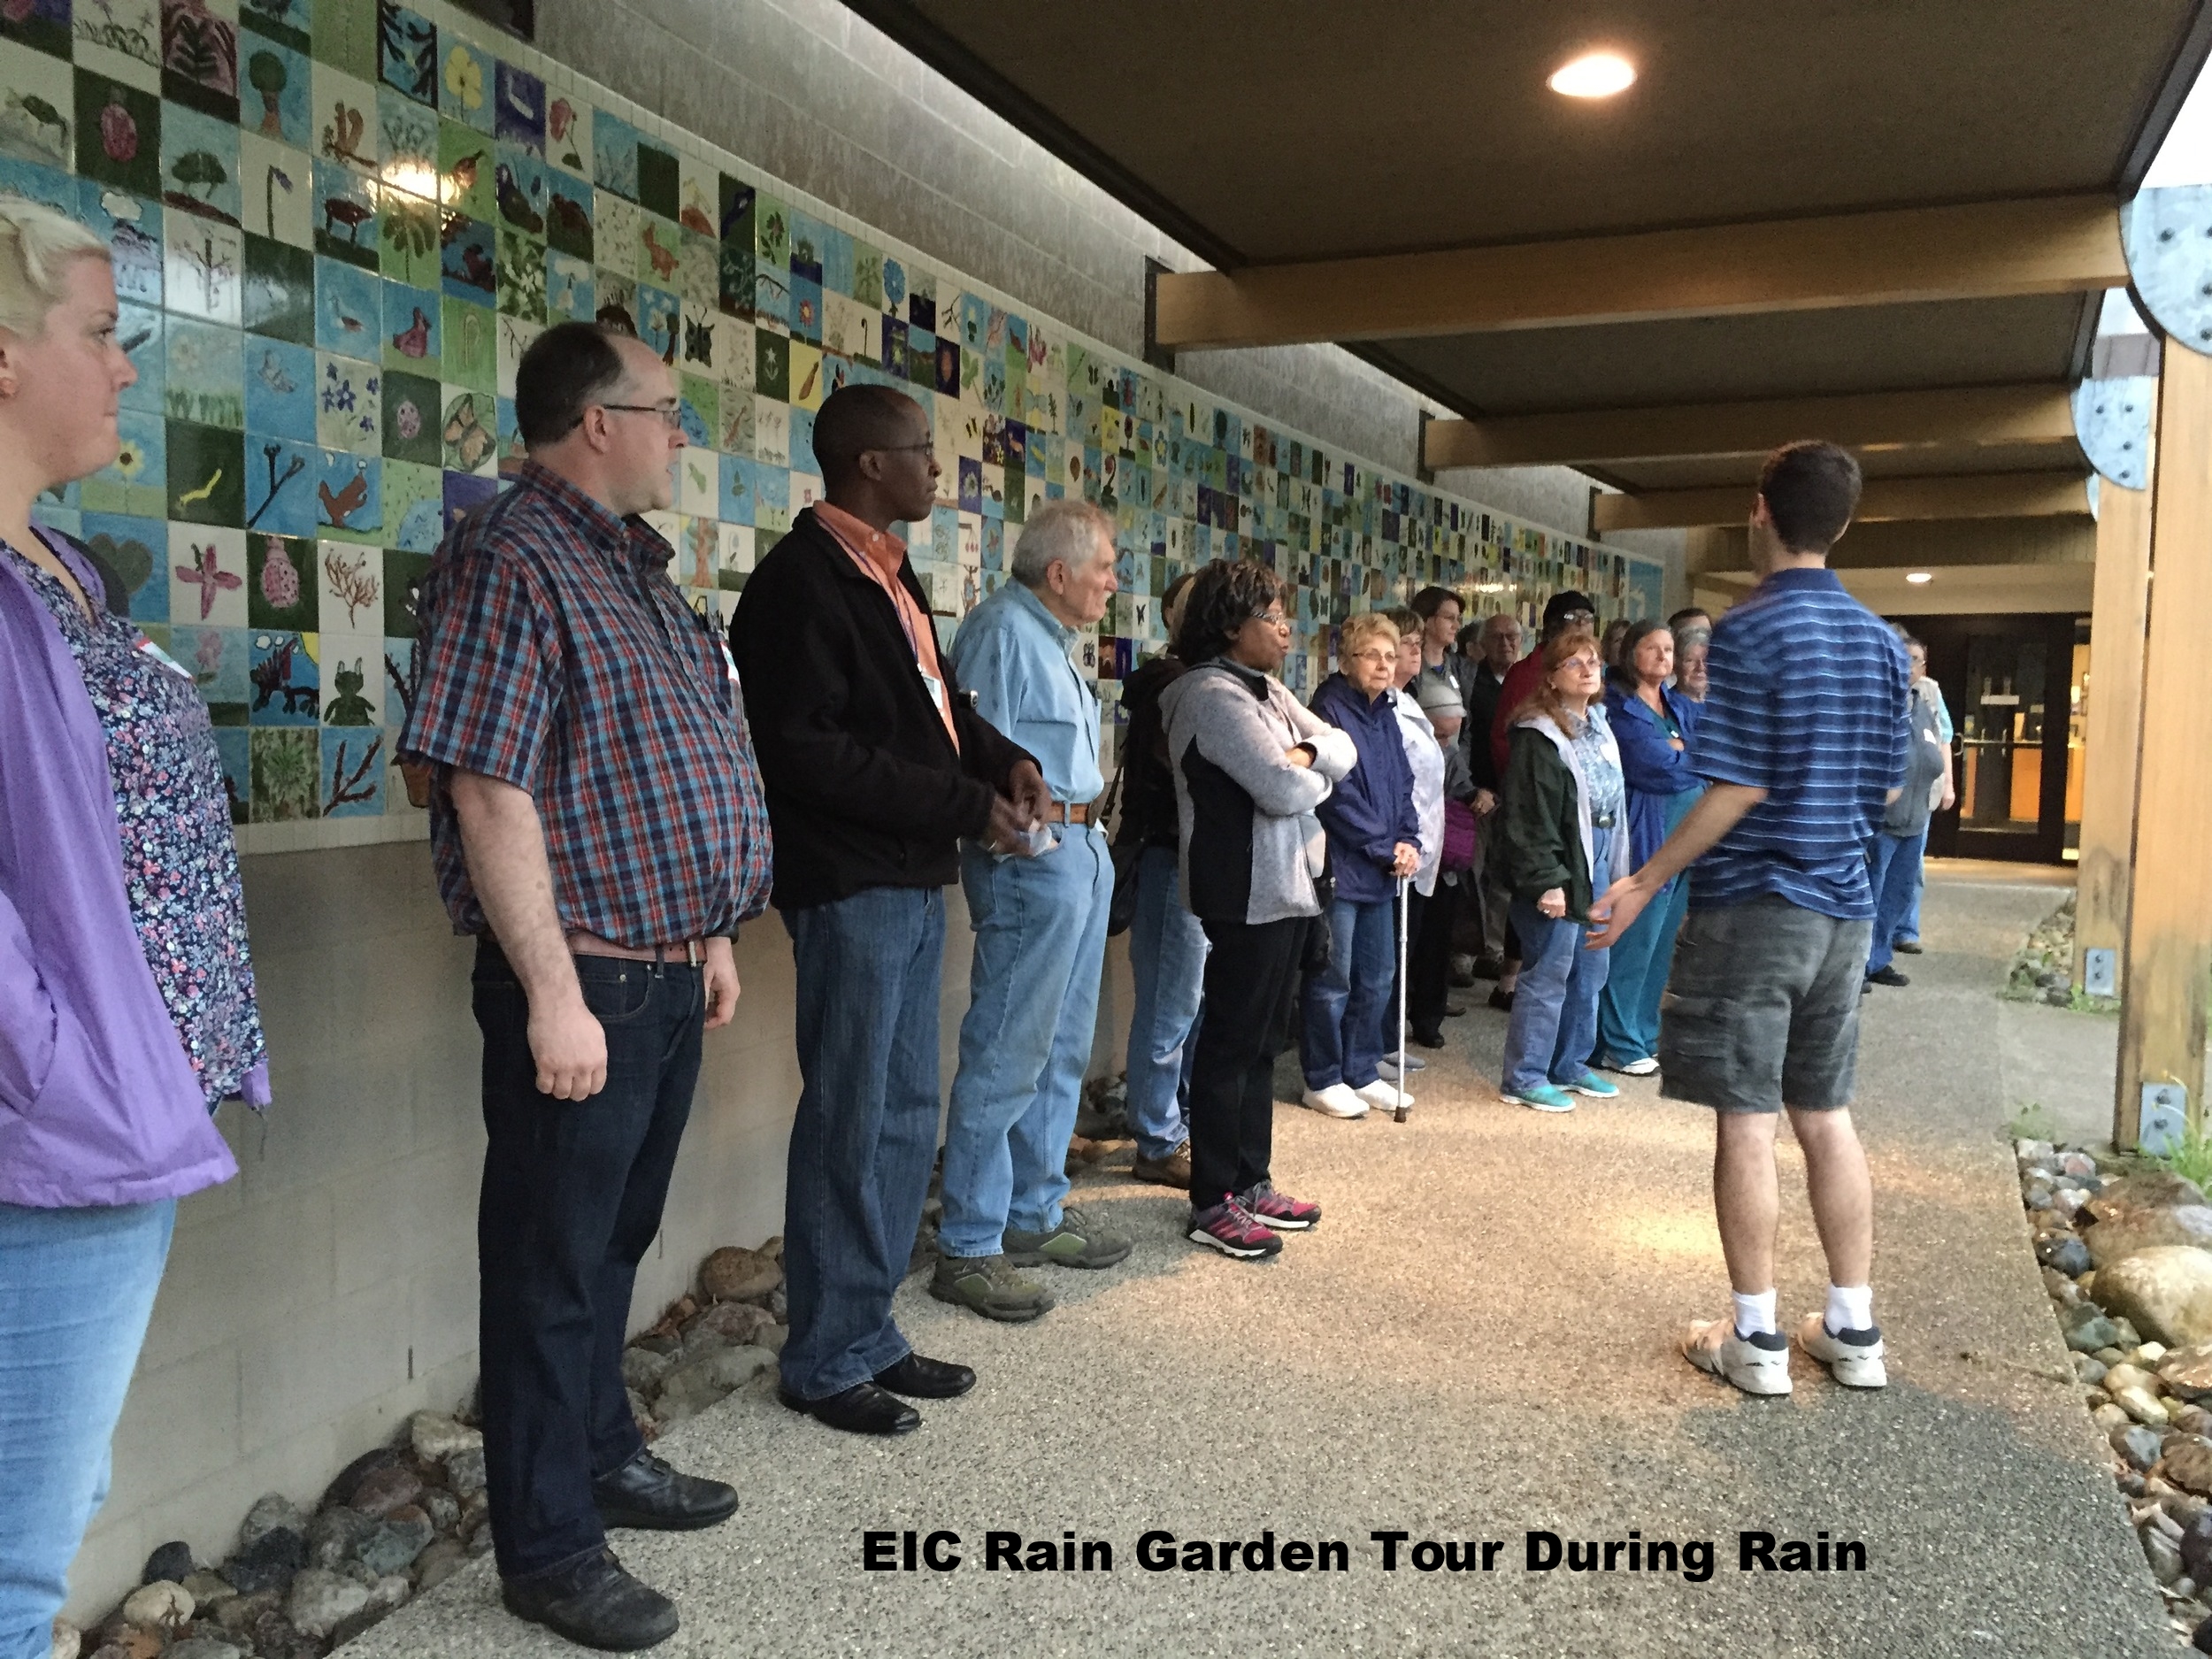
[{"xmin": 813, "ymin": 503, "xmax": 960, "ymax": 753}]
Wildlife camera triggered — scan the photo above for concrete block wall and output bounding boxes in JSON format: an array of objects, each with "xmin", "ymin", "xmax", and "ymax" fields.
[{"xmin": 72, "ymin": 0, "xmax": 1654, "ymax": 1617}]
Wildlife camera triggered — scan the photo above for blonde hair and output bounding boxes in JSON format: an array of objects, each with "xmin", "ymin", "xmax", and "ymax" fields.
[
  {"xmin": 0, "ymin": 195, "xmax": 111, "ymax": 338},
  {"xmin": 1340, "ymin": 611, "xmax": 1401, "ymax": 661},
  {"xmin": 1505, "ymin": 626, "xmax": 1602, "ymax": 738}
]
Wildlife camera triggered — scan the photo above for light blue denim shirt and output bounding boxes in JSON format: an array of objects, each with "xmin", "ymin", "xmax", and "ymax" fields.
[{"xmin": 949, "ymin": 579, "xmax": 1103, "ymax": 804}]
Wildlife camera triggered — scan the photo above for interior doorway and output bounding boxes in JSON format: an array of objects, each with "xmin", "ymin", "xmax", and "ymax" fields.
[{"xmin": 1894, "ymin": 613, "xmax": 2085, "ymax": 865}]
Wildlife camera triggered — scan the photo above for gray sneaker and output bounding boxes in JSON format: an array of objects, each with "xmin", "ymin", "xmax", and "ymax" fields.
[
  {"xmin": 928, "ymin": 1253, "xmax": 1055, "ymax": 1321},
  {"xmin": 1002, "ymin": 1204, "xmax": 1134, "ymax": 1269}
]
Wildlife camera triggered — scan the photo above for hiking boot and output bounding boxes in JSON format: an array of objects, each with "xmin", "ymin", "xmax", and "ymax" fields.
[
  {"xmin": 1866, "ymin": 965, "xmax": 1910, "ymax": 987},
  {"xmin": 1502, "ymin": 1083, "xmax": 1574, "ymax": 1113},
  {"xmin": 1356, "ymin": 1078, "xmax": 1413, "ymax": 1112},
  {"xmin": 502, "ymin": 1548, "xmax": 678, "ymax": 1651},
  {"xmin": 1684, "ymin": 1317, "xmax": 1793, "ymax": 1395},
  {"xmin": 1301, "ymin": 1082, "xmax": 1368, "ymax": 1119},
  {"xmin": 1003, "ymin": 1204, "xmax": 1133, "ymax": 1269},
  {"xmin": 1797, "ymin": 1313, "xmax": 1888, "ymax": 1388},
  {"xmin": 1240, "ymin": 1180, "xmax": 1320, "ymax": 1231},
  {"xmin": 1187, "ymin": 1194, "xmax": 1283, "ymax": 1259},
  {"xmin": 1131, "ymin": 1142, "xmax": 1192, "ymax": 1189},
  {"xmin": 928, "ymin": 1253, "xmax": 1054, "ymax": 1321},
  {"xmin": 1561, "ymin": 1071, "xmax": 1619, "ymax": 1099}
]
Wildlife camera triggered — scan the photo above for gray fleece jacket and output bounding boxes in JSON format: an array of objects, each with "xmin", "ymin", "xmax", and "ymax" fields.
[{"xmin": 1162, "ymin": 657, "xmax": 1359, "ymax": 926}]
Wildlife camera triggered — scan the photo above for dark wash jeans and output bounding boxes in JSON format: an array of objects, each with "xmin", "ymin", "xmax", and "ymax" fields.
[
  {"xmin": 779, "ymin": 886, "xmax": 946, "ymax": 1402},
  {"xmin": 472, "ymin": 940, "xmax": 703, "ymax": 1581}
]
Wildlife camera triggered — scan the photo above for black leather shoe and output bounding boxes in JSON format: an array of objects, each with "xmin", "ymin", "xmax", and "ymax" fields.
[
  {"xmin": 1409, "ymin": 1027, "xmax": 1447, "ymax": 1049},
  {"xmin": 779, "ymin": 1380, "xmax": 920, "ymax": 1435},
  {"xmin": 873, "ymin": 1352, "xmax": 976, "ymax": 1399},
  {"xmin": 1487, "ymin": 987, "xmax": 1516, "ymax": 1012},
  {"xmin": 1867, "ymin": 965, "xmax": 1910, "ymax": 987},
  {"xmin": 592, "ymin": 1449, "xmax": 738, "ymax": 1532},
  {"xmin": 503, "ymin": 1548, "xmax": 678, "ymax": 1652}
]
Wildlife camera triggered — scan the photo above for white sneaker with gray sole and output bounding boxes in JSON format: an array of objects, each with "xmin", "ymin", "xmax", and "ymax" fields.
[
  {"xmin": 1300, "ymin": 1082, "xmax": 1369, "ymax": 1119},
  {"xmin": 1684, "ymin": 1317, "xmax": 1793, "ymax": 1395},
  {"xmin": 1796, "ymin": 1314, "xmax": 1888, "ymax": 1388}
]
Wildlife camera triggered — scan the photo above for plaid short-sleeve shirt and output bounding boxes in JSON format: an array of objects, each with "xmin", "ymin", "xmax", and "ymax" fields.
[{"xmin": 400, "ymin": 463, "xmax": 772, "ymax": 945}]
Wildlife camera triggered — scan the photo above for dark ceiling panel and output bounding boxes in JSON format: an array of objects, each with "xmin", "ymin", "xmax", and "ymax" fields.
[
  {"xmin": 1381, "ymin": 296, "xmax": 2089, "ymax": 419},
  {"xmin": 867, "ymin": 0, "xmax": 2204, "ymax": 265}
]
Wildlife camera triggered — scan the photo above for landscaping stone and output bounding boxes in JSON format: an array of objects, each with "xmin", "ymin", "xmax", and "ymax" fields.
[
  {"xmin": 2170, "ymin": 1440, "xmax": 2212, "ymax": 1498},
  {"xmin": 286, "ymin": 1569, "xmax": 371, "ymax": 1638},
  {"xmin": 212, "ymin": 1592, "xmax": 278, "ymax": 1635},
  {"xmin": 321, "ymin": 1448, "xmax": 402, "ymax": 1511},
  {"xmin": 2117, "ymin": 1424, "xmax": 2170, "ymax": 1470},
  {"xmin": 2089, "ymin": 1173, "xmax": 2211, "ymax": 1225},
  {"xmin": 2063, "ymin": 1303, "xmax": 2124, "ymax": 1352},
  {"xmin": 654, "ymin": 1343, "xmax": 775, "ymax": 1424},
  {"xmin": 2149, "ymin": 1527, "xmax": 2187, "ymax": 1584},
  {"xmin": 307, "ymin": 1506, "xmax": 376, "ymax": 1569},
  {"xmin": 407, "ymin": 1412, "xmax": 481, "ymax": 1464},
  {"xmin": 698, "ymin": 1245, "xmax": 780, "ymax": 1304},
  {"xmin": 179, "ymin": 1571, "xmax": 234, "ymax": 1609},
  {"xmin": 2088, "ymin": 1207, "xmax": 2212, "ymax": 1268},
  {"xmin": 2076, "ymin": 1354, "xmax": 2110, "ymax": 1385},
  {"xmin": 684, "ymin": 1299, "xmax": 774, "ymax": 1349},
  {"xmin": 419, "ymin": 1487, "xmax": 458, "ymax": 1532},
  {"xmin": 2165, "ymin": 1341, "xmax": 2212, "ymax": 1398},
  {"xmin": 2099, "ymin": 1248, "xmax": 2212, "ymax": 1347},
  {"xmin": 119, "ymin": 1583, "xmax": 191, "ymax": 1631},
  {"xmin": 348, "ymin": 1463, "xmax": 424, "ymax": 1520},
  {"xmin": 2039, "ymin": 1234, "xmax": 2094, "ymax": 1277},
  {"xmin": 48, "ymin": 1621, "xmax": 80, "ymax": 1659},
  {"xmin": 223, "ymin": 1524, "xmax": 304, "ymax": 1595},
  {"xmin": 621, "ymin": 1346, "xmax": 672, "ymax": 1394},
  {"xmin": 2095, "ymin": 1402, "xmax": 2134, "ymax": 1432},
  {"xmin": 355, "ymin": 1509, "xmax": 434, "ymax": 1578},
  {"xmin": 141, "ymin": 1542, "xmax": 195, "ymax": 1586},
  {"xmin": 413, "ymin": 1538, "xmax": 468, "ymax": 1592},
  {"xmin": 239, "ymin": 1494, "xmax": 308, "ymax": 1553},
  {"xmin": 165, "ymin": 1639, "xmax": 242, "ymax": 1659},
  {"xmin": 443, "ymin": 1446, "xmax": 487, "ymax": 1497}
]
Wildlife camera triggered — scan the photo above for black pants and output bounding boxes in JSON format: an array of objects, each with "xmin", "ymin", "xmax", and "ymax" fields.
[
  {"xmin": 472, "ymin": 941, "xmax": 704, "ymax": 1580},
  {"xmin": 1189, "ymin": 916, "xmax": 1309, "ymax": 1210},
  {"xmin": 1410, "ymin": 879, "xmax": 1461, "ymax": 1038}
]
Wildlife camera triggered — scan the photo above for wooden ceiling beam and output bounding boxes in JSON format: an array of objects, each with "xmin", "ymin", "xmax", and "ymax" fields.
[
  {"xmin": 1153, "ymin": 196, "xmax": 2126, "ymax": 352},
  {"xmin": 1594, "ymin": 471, "xmax": 2091, "ymax": 531},
  {"xmin": 1425, "ymin": 383, "xmax": 2078, "ymax": 471}
]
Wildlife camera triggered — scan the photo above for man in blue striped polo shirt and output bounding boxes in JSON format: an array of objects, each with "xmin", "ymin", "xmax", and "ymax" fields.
[{"xmin": 1588, "ymin": 441, "xmax": 1909, "ymax": 1399}]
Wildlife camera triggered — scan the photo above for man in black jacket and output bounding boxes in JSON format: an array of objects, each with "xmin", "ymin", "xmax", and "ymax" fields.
[{"xmin": 730, "ymin": 385, "xmax": 1045, "ymax": 1437}]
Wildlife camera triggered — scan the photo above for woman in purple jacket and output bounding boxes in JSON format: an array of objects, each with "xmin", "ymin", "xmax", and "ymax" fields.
[
  {"xmin": 1298, "ymin": 612, "xmax": 1420, "ymax": 1120},
  {"xmin": 0, "ymin": 196, "xmax": 267, "ymax": 1657}
]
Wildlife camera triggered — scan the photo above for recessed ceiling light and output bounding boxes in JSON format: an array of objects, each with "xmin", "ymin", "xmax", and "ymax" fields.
[
  {"xmin": 1548, "ymin": 51, "xmax": 1635, "ymax": 98},
  {"xmin": 1906, "ymin": 572, "xmax": 1934, "ymax": 585}
]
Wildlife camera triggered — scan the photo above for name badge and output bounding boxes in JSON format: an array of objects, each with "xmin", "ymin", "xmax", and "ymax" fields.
[
  {"xmin": 134, "ymin": 634, "xmax": 199, "ymax": 683},
  {"xmin": 919, "ymin": 671, "xmax": 948, "ymax": 712}
]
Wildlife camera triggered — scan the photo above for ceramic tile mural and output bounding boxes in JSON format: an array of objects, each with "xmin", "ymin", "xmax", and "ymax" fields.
[{"xmin": 7, "ymin": 0, "xmax": 1664, "ymax": 849}]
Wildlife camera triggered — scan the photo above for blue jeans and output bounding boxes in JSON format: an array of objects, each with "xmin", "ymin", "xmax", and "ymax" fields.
[
  {"xmin": 1300, "ymin": 895, "xmax": 1394, "ymax": 1090},
  {"xmin": 1899, "ymin": 825, "xmax": 1930, "ymax": 941},
  {"xmin": 781, "ymin": 887, "xmax": 947, "ymax": 1401},
  {"xmin": 1502, "ymin": 826, "xmax": 1615, "ymax": 1094},
  {"xmin": 1866, "ymin": 831, "xmax": 1921, "ymax": 976},
  {"xmin": 1595, "ymin": 871, "xmax": 1690, "ymax": 1066},
  {"xmin": 1124, "ymin": 846, "xmax": 1208, "ymax": 1160},
  {"xmin": 472, "ymin": 943, "xmax": 703, "ymax": 1579},
  {"xmin": 941, "ymin": 826, "xmax": 1114, "ymax": 1256},
  {"xmin": 0, "ymin": 1199, "xmax": 176, "ymax": 1659}
]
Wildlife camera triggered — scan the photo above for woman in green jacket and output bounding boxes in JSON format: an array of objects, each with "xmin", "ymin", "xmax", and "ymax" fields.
[{"xmin": 1496, "ymin": 627, "xmax": 1626, "ymax": 1112}]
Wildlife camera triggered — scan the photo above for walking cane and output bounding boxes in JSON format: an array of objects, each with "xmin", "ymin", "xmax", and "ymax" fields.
[{"xmin": 1394, "ymin": 873, "xmax": 1411, "ymax": 1123}]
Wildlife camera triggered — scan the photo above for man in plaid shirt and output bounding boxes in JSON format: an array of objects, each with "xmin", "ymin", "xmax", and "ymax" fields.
[{"xmin": 402, "ymin": 322, "xmax": 770, "ymax": 1653}]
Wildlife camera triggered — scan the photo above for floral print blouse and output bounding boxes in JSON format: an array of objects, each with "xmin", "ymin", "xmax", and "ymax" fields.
[{"xmin": 6, "ymin": 540, "xmax": 266, "ymax": 1109}]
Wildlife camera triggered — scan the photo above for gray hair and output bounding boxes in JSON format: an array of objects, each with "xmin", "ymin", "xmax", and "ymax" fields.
[
  {"xmin": 1011, "ymin": 498, "xmax": 1115, "ymax": 588},
  {"xmin": 0, "ymin": 195, "xmax": 110, "ymax": 338}
]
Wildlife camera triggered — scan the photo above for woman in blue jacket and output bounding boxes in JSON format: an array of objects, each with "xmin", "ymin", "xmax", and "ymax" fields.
[
  {"xmin": 1594, "ymin": 619, "xmax": 1703, "ymax": 1075},
  {"xmin": 1299, "ymin": 612, "xmax": 1421, "ymax": 1120}
]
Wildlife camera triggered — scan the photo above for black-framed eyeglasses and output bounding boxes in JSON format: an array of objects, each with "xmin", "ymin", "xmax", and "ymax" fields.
[{"xmin": 595, "ymin": 402, "xmax": 684, "ymax": 429}]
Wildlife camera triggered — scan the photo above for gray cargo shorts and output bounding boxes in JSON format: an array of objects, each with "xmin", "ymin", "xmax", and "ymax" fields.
[{"xmin": 1658, "ymin": 895, "xmax": 1872, "ymax": 1114}]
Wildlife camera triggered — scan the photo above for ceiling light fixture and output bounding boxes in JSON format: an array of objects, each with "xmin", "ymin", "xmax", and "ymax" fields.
[
  {"xmin": 1906, "ymin": 572, "xmax": 1934, "ymax": 585},
  {"xmin": 1548, "ymin": 51, "xmax": 1635, "ymax": 98}
]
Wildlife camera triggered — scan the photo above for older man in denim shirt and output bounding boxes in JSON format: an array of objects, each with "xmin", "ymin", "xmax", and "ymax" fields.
[{"xmin": 933, "ymin": 499, "xmax": 1131, "ymax": 1321}]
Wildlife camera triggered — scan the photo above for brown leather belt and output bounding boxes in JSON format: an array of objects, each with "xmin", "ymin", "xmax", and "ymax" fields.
[
  {"xmin": 568, "ymin": 933, "xmax": 706, "ymax": 965},
  {"xmin": 1040, "ymin": 800, "xmax": 1095, "ymax": 826}
]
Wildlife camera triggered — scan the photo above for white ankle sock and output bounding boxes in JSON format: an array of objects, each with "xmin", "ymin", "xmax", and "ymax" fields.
[
  {"xmin": 1731, "ymin": 1289, "xmax": 1778, "ymax": 1338},
  {"xmin": 1825, "ymin": 1283, "xmax": 1874, "ymax": 1334}
]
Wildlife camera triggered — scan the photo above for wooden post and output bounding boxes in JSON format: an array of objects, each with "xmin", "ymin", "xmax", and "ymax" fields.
[
  {"xmin": 2075, "ymin": 482, "xmax": 2152, "ymax": 992},
  {"xmin": 2117, "ymin": 344, "xmax": 2212, "ymax": 1146}
]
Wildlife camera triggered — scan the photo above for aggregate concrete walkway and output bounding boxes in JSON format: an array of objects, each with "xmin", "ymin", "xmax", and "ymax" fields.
[{"xmin": 350, "ymin": 874, "xmax": 2170, "ymax": 1658}]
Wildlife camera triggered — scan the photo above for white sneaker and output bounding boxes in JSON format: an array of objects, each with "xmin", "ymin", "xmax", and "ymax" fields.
[
  {"xmin": 1620, "ymin": 1056, "xmax": 1660, "ymax": 1077},
  {"xmin": 1684, "ymin": 1317, "xmax": 1793, "ymax": 1395},
  {"xmin": 1797, "ymin": 1313, "xmax": 1888, "ymax": 1388},
  {"xmin": 1355, "ymin": 1078, "xmax": 1412, "ymax": 1112},
  {"xmin": 1301, "ymin": 1083, "xmax": 1368, "ymax": 1119}
]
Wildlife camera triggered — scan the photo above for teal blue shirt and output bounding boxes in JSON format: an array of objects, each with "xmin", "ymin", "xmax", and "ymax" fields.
[{"xmin": 949, "ymin": 580, "xmax": 1103, "ymax": 805}]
